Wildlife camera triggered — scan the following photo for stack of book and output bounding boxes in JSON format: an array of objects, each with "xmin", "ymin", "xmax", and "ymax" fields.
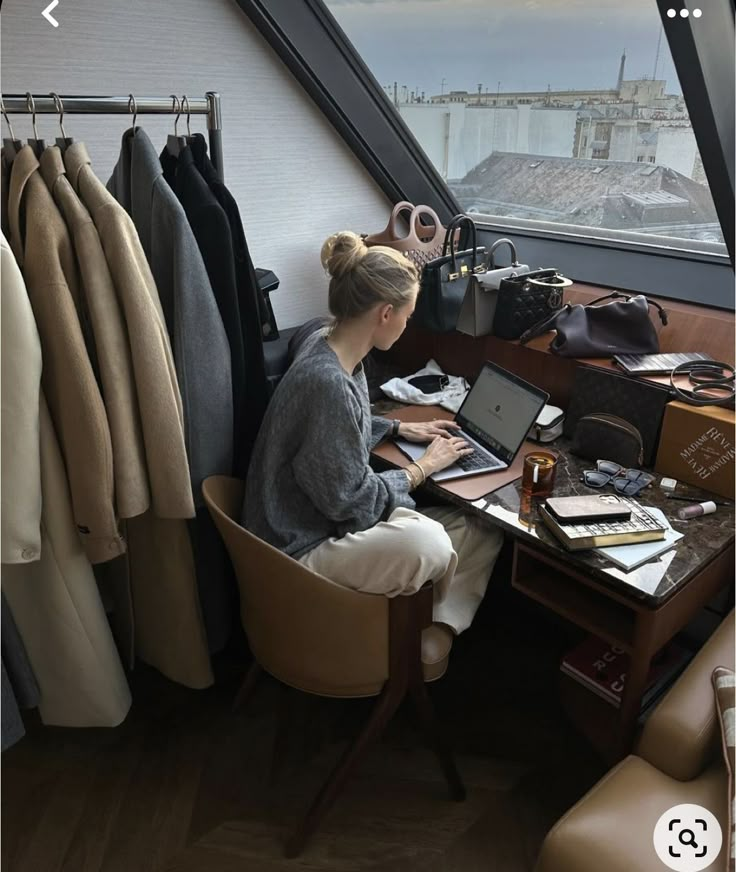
[
  {"xmin": 560, "ymin": 635, "xmax": 692, "ymax": 712},
  {"xmin": 540, "ymin": 496, "xmax": 668, "ymax": 551}
]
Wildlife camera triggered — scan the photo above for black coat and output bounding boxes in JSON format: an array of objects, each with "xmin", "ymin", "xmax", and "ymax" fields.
[
  {"xmin": 188, "ymin": 135, "xmax": 270, "ymax": 471},
  {"xmin": 160, "ymin": 145, "xmax": 257, "ymax": 478}
]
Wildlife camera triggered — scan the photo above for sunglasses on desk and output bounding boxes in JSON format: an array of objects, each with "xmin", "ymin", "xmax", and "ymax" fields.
[{"xmin": 581, "ymin": 460, "xmax": 656, "ymax": 497}]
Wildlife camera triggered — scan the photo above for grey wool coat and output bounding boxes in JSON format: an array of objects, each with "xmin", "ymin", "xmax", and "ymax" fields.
[{"xmin": 107, "ymin": 128, "xmax": 233, "ymax": 502}]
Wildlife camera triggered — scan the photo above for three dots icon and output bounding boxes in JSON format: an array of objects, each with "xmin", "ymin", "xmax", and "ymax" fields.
[{"xmin": 666, "ymin": 7, "xmax": 703, "ymax": 15}]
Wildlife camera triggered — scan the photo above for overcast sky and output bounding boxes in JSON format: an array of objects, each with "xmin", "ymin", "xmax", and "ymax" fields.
[{"xmin": 325, "ymin": 0, "xmax": 682, "ymax": 97}]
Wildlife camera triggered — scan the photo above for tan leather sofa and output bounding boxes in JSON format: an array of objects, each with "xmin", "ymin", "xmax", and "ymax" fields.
[{"xmin": 535, "ymin": 610, "xmax": 734, "ymax": 872}]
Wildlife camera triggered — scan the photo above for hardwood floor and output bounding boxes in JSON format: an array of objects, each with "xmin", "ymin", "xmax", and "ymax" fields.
[{"xmin": 2, "ymin": 546, "xmax": 607, "ymax": 872}]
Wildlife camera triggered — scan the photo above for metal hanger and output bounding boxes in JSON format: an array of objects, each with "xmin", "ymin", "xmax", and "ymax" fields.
[
  {"xmin": 166, "ymin": 94, "xmax": 187, "ymax": 157},
  {"xmin": 1, "ymin": 96, "xmax": 23, "ymax": 164},
  {"xmin": 25, "ymin": 92, "xmax": 46, "ymax": 157},
  {"xmin": 182, "ymin": 95, "xmax": 194, "ymax": 144},
  {"xmin": 128, "ymin": 93, "xmax": 138, "ymax": 132},
  {"xmin": 51, "ymin": 92, "xmax": 74, "ymax": 152}
]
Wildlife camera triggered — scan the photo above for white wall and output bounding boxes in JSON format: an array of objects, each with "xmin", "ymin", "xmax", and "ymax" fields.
[
  {"xmin": 1, "ymin": 0, "xmax": 391, "ymax": 328},
  {"xmin": 656, "ymin": 126, "xmax": 697, "ymax": 179},
  {"xmin": 399, "ymin": 103, "xmax": 578, "ymax": 178}
]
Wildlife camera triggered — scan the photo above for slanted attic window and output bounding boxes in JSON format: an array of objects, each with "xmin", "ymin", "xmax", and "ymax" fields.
[{"xmin": 325, "ymin": 0, "xmax": 725, "ymax": 258}]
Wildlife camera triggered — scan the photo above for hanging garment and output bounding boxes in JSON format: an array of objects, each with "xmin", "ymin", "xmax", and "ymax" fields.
[
  {"xmin": 161, "ymin": 145, "xmax": 246, "ymax": 476},
  {"xmin": 1, "ymin": 153, "xmax": 9, "ymax": 238},
  {"xmin": 2, "ymin": 595, "xmax": 40, "ymax": 751},
  {"xmin": 1, "ymin": 234, "xmax": 131, "ymax": 726},
  {"xmin": 159, "ymin": 145, "xmax": 247, "ymax": 651},
  {"xmin": 6, "ymin": 146, "xmax": 124, "ymax": 564},
  {"xmin": 189, "ymin": 133, "xmax": 270, "ymax": 474},
  {"xmin": 65, "ymin": 143, "xmax": 212, "ymax": 687},
  {"xmin": 107, "ymin": 128, "xmax": 233, "ymax": 503},
  {"xmin": 40, "ymin": 146, "xmax": 150, "ymax": 521},
  {"xmin": 0, "ymin": 232, "xmax": 42, "ymax": 565},
  {"xmin": 64, "ymin": 143, "xmax": 194, "ymax": 520}
]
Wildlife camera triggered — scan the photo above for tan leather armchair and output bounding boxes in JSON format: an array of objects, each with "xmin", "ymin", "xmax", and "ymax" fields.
[
  {"xmin": 202, "ymin": 475, "xmax": 464, "ymax": 857},
  {"xmin": 535, "ymin": 610, "xmax": 734, "ymax": 872}
]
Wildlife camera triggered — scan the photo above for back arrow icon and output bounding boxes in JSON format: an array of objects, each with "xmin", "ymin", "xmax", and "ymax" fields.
[{"xmin": 42, "ymin": 0, "xmax": 60, "ymax": 27}]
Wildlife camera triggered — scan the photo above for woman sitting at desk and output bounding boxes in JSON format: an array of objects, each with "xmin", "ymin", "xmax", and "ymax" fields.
[{"xmin": 243, "ymin": 231, "xmax": 503, "ymax": 635}]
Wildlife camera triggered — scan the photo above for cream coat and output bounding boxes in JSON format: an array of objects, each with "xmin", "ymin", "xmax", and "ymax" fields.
[
  {"xmin": 1, "ymin": 237, "xmax": 131, "ymax": 726},
  {"xmin": 1, "ymin": 234, "xmax": 42, "ymax": 564},
  {"xmin": 6, "ymin": 146, "xmax": 124, "ymax": 564}
]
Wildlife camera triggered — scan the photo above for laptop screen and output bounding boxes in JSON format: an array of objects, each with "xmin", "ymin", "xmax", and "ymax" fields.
[{"xmin": 456, "ymin": 363, "xmax": 549, "ymax": 465}]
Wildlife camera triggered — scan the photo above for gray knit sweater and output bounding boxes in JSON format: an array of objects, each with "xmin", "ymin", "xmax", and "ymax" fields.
[{"xmin": 243, "ymin": 330, "xmax": 414, "ymax": 558}]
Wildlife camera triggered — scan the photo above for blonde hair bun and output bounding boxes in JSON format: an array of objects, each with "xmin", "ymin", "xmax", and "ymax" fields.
[{"xmin": 320, "ymin": 231, "xmax": 368, "ymax": 279}]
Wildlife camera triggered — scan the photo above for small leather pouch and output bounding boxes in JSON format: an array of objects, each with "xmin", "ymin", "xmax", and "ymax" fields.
[
  {"xmin": 529, "ymin": 404, "xmax": 565, "ymax": 443},
  {"xmin": 571, "ymin": 413, "xmax": 644, "ymax": 467}
]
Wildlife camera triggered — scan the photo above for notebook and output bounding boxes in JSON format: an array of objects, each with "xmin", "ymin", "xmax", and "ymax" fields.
[
  {"xmin": 613, "ymin": 352, "xmax": 713, "ymax": 375},
  {"xmin": 595, "ymin": 507, "xmax": 683, "ymax": 571},
  {"xmin": 395, "ymin": 362, "xmax": 548, "ymax": 481}
]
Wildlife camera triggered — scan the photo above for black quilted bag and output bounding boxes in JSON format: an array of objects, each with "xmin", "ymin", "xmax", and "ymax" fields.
[{"xmin": 492, "ymin": 269, "xmax": 572, "ymax": 340}]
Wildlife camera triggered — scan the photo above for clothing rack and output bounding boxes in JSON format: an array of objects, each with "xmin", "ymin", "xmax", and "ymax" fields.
[{"xmin": 1, "ymin": 92, "xmax": 225, "ymax": 178}]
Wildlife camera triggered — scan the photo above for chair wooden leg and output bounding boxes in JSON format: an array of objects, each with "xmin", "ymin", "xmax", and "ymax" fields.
[
  {"xmin": 284, "ymin": 682, "xmax": 404, "ymax": 858},
  {"xmin": 232, "ymin": 659, "xmax": 262, "ymax": 713},
  {"xmin": 409, "ymin": 676, "xmax": 466, "ymax": 802}
]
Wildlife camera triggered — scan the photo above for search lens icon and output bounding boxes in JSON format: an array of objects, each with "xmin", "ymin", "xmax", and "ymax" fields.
[{"xmin": 679, "ymin": 829, "xmax": 698, "ymax": 849}]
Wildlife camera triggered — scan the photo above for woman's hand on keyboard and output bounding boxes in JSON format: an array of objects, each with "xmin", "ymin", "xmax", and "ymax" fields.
[
  {"xmin": 419, "ymin": 435, "xmax": 474, "ymax": 475},
  {"xmin": 398, "ymin": 419, "xmax": 461, "ymax": 443}
]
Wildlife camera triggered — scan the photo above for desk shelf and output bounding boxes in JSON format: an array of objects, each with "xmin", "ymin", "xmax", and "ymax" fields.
[
  {"xmin": 512, "ymin": 545, "xmax": 636, "ymax": 652},
  {"xmin": 557, "ymin": 672, "xmax": 631, "ymax": 761}
]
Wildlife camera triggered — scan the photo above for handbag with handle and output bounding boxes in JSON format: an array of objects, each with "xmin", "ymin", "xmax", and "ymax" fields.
[
  {"xmin": 456, "ymin": 238, "xmax": 529, "ymax": 337},
  {"xmin": 491, "ymin": 268, "xmax": 572, "ymax": 340},
  {"xmin": 363, "ymin": 201, "xmax": 455, "ymax": 272},
  {"xmin": 413, "ymin": 214, "xmax": 487, "ymax": 333},
  {"xmin": 519, "ymin": 290, "xmax": 668, "ymax": 357}
]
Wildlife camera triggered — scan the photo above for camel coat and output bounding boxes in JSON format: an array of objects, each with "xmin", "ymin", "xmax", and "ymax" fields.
[
  {"xmin": 6, "ymin": 146, "xmax": 124, "ymax": 564},
  {"xmin": 40, "ymin": 146, "xmax": 150, "ymax": 520},
  {"xmin": 64, "ymin": 143, "xmax": 194, "ymax": 520},
  {"xmin": 1, "ymin": 234, "xmax": 131, "ymax": 726},
  {"xmin": 65, "ymin": 143, "xmax": 211, "ymax": 688}
]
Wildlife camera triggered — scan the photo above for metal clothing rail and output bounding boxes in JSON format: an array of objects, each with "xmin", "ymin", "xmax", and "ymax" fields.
[{"xmin": 1, "ymin": 91, "xmax": 225, "ymax": 178}]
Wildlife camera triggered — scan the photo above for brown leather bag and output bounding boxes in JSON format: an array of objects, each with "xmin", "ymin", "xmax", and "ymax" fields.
[{"xmin": 364, "ymin": 201, "xmax": 455, "ymax": 271}]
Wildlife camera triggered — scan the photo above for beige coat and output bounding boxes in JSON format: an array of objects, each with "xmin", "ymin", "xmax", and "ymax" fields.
[
  {"xmin": 63, "ymin": 143, "xmax": 211, "ymax": 687},
  {"xmin": 64, "ymin": 143, "xmax": 194, "ymax": 520},
  {"xmin": 40, "ymin": 146, "xmax": 151, "ymax": 520},
  {"xmin": 1, "ymin": 234, "xmax": 42, "ymax": 563},
  {"xmin": 1, "ymin": 236, "xmax": 131, "ymax": 726},
  {"xmin": 6, "ymin": 146, "xmax": 124, "ymax": 564}
]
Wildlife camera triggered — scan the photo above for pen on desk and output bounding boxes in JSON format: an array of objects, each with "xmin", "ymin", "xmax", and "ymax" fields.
[{"xmin": 664, "ymin": 494, "xmax": 733, "ymax": 507}]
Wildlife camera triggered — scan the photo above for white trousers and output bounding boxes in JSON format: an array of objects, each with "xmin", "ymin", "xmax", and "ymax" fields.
[{"xmin": 298, "ymin": 506, "xmax": 504, "ymax": 634}]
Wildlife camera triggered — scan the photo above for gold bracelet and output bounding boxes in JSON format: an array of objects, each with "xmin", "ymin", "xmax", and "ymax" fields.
[
  {"xmin": 413, "ymin": 461, "xmax": 427, "ymax": 485},
  {"xmin": 404, "ymin": 466, "xmax": 417, "ymax": 489}
]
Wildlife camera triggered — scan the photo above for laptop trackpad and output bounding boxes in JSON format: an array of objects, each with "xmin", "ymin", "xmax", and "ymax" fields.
[{"xmin": 394, "ymin": 438, "xmax": 505, "ymax": 480}]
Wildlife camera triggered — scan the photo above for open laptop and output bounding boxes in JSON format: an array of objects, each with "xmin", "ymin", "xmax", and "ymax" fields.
[{"xmin": 395, "ymin": 362, "xmax": 549, "ymax": 481}]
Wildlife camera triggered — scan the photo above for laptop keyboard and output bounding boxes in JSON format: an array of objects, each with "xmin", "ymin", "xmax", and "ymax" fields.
[{"xmin": 455, "ymin": 445, "xmax": 500, "ymax": 471}]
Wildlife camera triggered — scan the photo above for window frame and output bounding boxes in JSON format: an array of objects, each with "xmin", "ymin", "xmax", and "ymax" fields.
[{"xmin": 235, "ymin": 0, "xmax": 734, "ymax": 310}]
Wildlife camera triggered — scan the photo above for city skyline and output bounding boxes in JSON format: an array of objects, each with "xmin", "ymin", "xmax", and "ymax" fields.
[{"xmin": 325, "ymin": 0, "xmax": 683, "ymax": 98}]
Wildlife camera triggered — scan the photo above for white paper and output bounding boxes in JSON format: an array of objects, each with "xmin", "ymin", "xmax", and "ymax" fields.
[{"xmin": 595, "ymin": 507, "xmax": 683, "ymax": 571}]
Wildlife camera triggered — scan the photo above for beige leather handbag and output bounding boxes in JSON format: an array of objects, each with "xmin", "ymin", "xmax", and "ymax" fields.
[{"xmin": 364, "ymin": 200, "xmax": 454, "ymax": 271}]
